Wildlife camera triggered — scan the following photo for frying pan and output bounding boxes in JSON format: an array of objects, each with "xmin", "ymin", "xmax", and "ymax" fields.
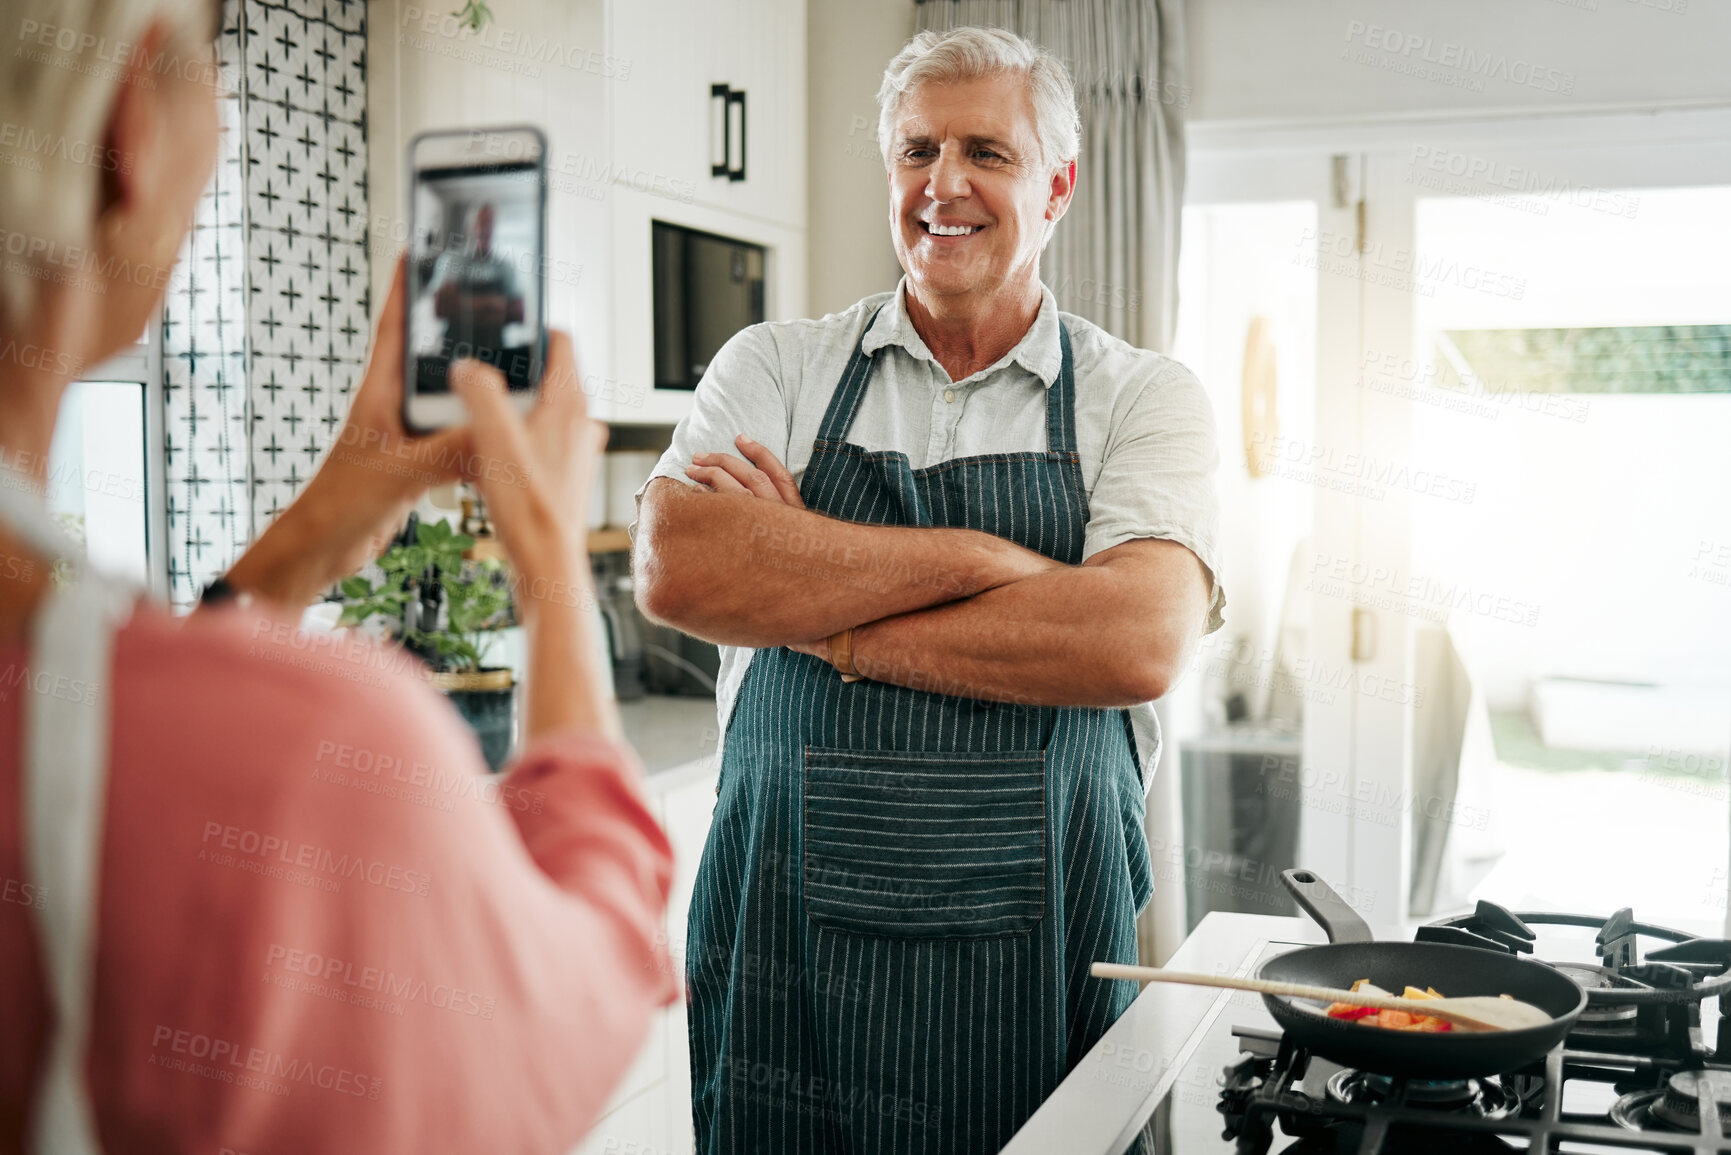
[{"xmin": 1256, "ymin": 870, "xmax": 1587, "ymax": 1078}]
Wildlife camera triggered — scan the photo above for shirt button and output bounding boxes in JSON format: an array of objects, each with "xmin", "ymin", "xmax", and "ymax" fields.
[{"xmin": 944, "ymin": 388, "xmax": 956, "ymax": 403}]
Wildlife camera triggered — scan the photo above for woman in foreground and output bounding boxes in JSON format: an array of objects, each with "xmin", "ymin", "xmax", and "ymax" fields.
[{"xmin": 0, "ymin": 0, "xmax": 672, "ymax": 1151}]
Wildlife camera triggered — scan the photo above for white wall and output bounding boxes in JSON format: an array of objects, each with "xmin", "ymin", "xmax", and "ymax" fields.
[
  {"xmin": 1184, "ymin": 0, "xmax": 1731, "ymax": 127},
  {"xmin": 804, "ymin": 0, "xmax": 912, "ymax": 317},
  {"xmin": 1171, "ymin": 202, "xmax": 1317, "ymax": 720},
  {"xmin": 804, "ymin": 0, "xmax": 1731, "ymax": 309}
]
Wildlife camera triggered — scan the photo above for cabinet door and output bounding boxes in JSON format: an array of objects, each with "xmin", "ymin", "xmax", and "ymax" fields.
[
  {"xmin": 610, "ymin": 0, "xmax": 805, "ymax": 228},
  {"xmin": 609, "ymin": 0, "xmax": 714, "ymax": 205},
  {"xmin": 656, "ymin": 766, "xmax": 720, "ymax": 1155},
  {"xmin": 701, "ymin": 0, "xmax": 806, "ymax": 226},
  {"xmin": 571, "ymin": 1085, "xmax": 673, "ymax": 1155}
]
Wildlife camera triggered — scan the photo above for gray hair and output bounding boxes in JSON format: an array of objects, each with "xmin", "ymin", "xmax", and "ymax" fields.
[
  {"xmin": 0, "ymin": 0, "xmax": 214, "ymax": 329},
  {"xmin": 876, "ymin": 27, "xmax": 1080, "ymax": 171}
]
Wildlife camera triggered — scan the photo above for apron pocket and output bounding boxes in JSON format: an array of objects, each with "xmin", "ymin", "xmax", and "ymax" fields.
[{"xmin": 802, "ymin": 747, "xmax": 1046, "ymax": 939}]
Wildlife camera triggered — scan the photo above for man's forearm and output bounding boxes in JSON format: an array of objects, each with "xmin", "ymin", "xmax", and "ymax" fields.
[
  {"xmin": 848, "ymin": 548, "xmax": 1207, "ymax": 709},
  {"xmin": 634, "ymin": 479, "xmax": 1058, "ymax": 647}
]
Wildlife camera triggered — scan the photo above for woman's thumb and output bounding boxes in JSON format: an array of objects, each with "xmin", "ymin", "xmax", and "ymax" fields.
[{"xmin": 449, "ymin": 358, "xmax": 531, "ymax": 479}]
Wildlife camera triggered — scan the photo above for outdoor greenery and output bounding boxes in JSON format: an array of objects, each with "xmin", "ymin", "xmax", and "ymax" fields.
[
  {"xmin": 1443, "ymin": 325, "xmax": 1731, "ymax": 395},
  {"xmin": 338, "ymin": 518, "xmax": 513, "ymax": 674}
]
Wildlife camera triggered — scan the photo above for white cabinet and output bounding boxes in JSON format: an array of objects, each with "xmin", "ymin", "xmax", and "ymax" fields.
[
  {"xmin": 609, "ymin": 0, "xmax": 806, "ymax": 228},
  {"xmin": 371, "ymin": 0, "xmax": 620, "ymax": 415},
  {"xmin": 371, "ymin": 0, "xmax": 806, "ymax": 431},
  {"xmin": 606, "ymin": 0, "xmax": 711, "ymax": 209},
  {"xmin": 572, "ymin": 760, "xmax": 718, "ymax": 1155},
  {"xmin": 589, "ymin": 0, "xmax": 807, "ymax": 427}
]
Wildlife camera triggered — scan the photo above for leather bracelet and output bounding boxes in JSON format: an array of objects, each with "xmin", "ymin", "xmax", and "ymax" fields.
[
  {"xmin": 828, "ymin": 626, "xmax": 863, "ymax": 683},
  {"xmin": 198, "ymin": 576, "xmax": 250, "ymax": 610}
]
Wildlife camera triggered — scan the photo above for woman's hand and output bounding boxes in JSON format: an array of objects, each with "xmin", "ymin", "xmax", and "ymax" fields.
[
  {"xmin": 449, "ymin": 332, "xmax": 604, "ymax": 576},
  {"xmin": 450, "ymin": 335, "xmax": 616, "ymax": 740},
  {"xmin": 307, "ymin": 255, "xmax": 474, "ymax": 567},
  {"xmin": 685, "ymin": 435, "xmax": 804, "ymax": 507},
  {"xmin": 223, "ymin": 256, "xmax": 469, "ymax": 606}
]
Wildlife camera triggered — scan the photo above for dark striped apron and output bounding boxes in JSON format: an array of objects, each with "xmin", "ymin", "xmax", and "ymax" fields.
[{"xmin": 687, "ymin": 309, "xmax": 1155, "ymax": 1154}]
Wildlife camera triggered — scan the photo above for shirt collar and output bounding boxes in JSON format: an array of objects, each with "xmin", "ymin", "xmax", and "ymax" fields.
[{"xmin": 861, "ymin": 277, "xmax": 1063, "ymax": 389}]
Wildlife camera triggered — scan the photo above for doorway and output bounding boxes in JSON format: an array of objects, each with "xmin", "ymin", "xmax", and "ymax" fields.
[{"xmin": 1178, "ymin": 108, "xmax": 1731, "ymax": 933}]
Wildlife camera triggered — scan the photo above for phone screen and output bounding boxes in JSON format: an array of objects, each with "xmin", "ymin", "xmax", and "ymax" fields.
[{"xmin": 405, "ymin": 130, "xmax": 546, "ymax": 415}]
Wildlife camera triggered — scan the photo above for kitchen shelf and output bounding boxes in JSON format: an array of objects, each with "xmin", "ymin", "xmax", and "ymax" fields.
[
  {"xmin": 587, "ymin": 528, "xmax": 633, "ymax": 554},
  {"xmin": 465, "ymin": 537, "xmax": 508, "ymax": 563}
]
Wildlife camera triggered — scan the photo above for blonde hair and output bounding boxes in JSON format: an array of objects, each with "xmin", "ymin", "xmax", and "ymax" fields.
[
  {"xmin": 0, "ymin": 0, "xmax": 215, "ymax": 329},
  {"xmin": 877, "ymin": 27, "xmax": 1080, "ymax": 171}
]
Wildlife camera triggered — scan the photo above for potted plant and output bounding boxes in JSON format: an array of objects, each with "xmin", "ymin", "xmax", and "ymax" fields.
[{"xmin": 338, "ymin": 517, "xmax": 518, "ymax": 771}]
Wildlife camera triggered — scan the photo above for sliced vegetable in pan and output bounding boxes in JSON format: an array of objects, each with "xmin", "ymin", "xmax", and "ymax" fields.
[{"xmin": 1322, "ymin": 979, "xmax": 1513, "ymax": 1033}]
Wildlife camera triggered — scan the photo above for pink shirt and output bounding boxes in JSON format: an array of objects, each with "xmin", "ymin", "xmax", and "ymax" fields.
[{"xmin": 0, "ymin": 603, "xmax": 676, "ymax": 1154}]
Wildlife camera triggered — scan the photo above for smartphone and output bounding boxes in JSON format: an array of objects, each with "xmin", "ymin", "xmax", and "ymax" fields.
[{"xmin": 403, "ymin": 125, "xmax": 547, "ymax": 431}]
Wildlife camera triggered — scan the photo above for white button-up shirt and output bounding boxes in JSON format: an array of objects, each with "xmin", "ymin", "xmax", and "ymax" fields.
[{"xmin": 633, "ymin": 278, "xmax": 1225, "ymax": 782}]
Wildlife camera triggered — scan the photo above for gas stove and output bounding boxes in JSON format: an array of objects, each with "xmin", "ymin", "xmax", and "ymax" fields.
[{"xmin": 1157, "ymin": 904, "xmax": 1731, "ymax": 1154}]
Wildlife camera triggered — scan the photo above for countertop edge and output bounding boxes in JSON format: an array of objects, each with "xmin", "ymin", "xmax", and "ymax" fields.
[{"xmin": 1000, "ymin": 912, "xmax": 1329, "ymax": 1154}]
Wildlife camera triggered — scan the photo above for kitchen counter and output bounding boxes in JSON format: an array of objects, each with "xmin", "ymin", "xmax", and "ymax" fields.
[
  {"xmin": 617, "ymin": 693, "xmax": 721, "ymax": 778},
  {"xmin": 483, "ymin": 625, "xmax": 723, "ymax": 780},
  {"xmin": 1002, "ymin": 912, "xmax": 1331, "ymax": 1154}
]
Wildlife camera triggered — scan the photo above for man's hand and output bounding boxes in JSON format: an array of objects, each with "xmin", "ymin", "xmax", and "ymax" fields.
[
  {"xmin": 683, "ymin": 437, "xmax": 836, "ymax": 660},
  {"xmin": 847, "ymin": 537, "xmax": 1212, "ymax": 706},
  {"xmin": 685, "ymin": 435, "xmax": 804, "ymax": 507},
  {"xmin": 785, "ymin": 636, "xmax": 831, "ymax": 663}
]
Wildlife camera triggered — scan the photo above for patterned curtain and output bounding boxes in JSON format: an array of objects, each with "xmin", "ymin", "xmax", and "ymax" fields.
[
  {"xmin": 162, "ymin": 0, "xmax": 369, "ymax": 607},
  {"xmin": 913, "ymin": 0, "xmax": 1187, "ymax": 353}
]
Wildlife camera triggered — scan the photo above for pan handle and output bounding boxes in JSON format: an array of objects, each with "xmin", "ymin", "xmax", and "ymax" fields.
[{"xmin": 1281, "ymin": 869, "xmax": 1373, "ymax": 944}]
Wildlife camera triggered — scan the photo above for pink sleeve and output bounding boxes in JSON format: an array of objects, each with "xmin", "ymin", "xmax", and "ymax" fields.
[
  {"xmin": 503, "ymin": 728, "xmax": 679, "ymax": 1007},
  {"xmin": 69, "ymin": 611, "xmax": 680, "ymax": 1155}
]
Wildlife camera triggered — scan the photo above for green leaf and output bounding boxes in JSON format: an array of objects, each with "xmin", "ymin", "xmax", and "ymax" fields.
[
  {"xmin": 454, "ymin": 0, "xmax": 493, "ymax": 33},
  {"xmin": 339, "ymin": 520, "xmax": 517, "ymax": 674}
]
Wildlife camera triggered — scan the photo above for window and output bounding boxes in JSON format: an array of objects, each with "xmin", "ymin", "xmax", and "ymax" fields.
[{"xmin": 45, "ymin": 326, "xmax": 168, "ymax": 595}]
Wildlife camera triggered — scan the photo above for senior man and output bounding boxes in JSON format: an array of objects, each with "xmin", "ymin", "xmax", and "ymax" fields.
[{"xmin": 633, "ymin": 26, "xmax": 1224, "ymax": 1154}]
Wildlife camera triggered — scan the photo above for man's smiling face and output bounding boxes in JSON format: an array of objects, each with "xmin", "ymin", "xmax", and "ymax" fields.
[{"xmin": 886, "ymin": 72, "xmax": 1072, "ymax": 310}]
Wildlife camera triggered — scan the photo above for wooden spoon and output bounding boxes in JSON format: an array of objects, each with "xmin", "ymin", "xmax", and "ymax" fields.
[{"xmin": 1090, "ymin": 963, "xmax": 1553, "ymax": 1032}]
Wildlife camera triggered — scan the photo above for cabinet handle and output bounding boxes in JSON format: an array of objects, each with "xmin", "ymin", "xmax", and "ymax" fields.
[
  {"xmin": 711, "ymin": 84, "xmax": 747, "ymax": 182},
  {"xmin": 710, "ymin": 84, "xmax": 730, "ymax": 178},
  {"xmin": 726, "ymin": 88, "xmax": 746, "ymax": 181}
]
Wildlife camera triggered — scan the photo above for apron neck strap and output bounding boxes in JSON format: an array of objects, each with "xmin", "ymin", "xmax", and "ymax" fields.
[
  {"xmin": 1047, "ymin": 322, "xmax": 1079, "ymax": 457},
  {"xmin": 813, "ymin": 303, "xmax": 890, "ymax": 444},
  {"xmin": 812, "ymin": 304, "xmax": 1080, "ymax": 456}
]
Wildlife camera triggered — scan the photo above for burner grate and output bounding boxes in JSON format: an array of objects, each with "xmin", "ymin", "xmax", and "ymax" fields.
[
  {"xmin": 1421, "ymin": 903, "xmax": 1731, "ymax": 1063},
  {"xmin": 1219, "ymin": 1034, "xmax": 1731, "ymax": 1154}
]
